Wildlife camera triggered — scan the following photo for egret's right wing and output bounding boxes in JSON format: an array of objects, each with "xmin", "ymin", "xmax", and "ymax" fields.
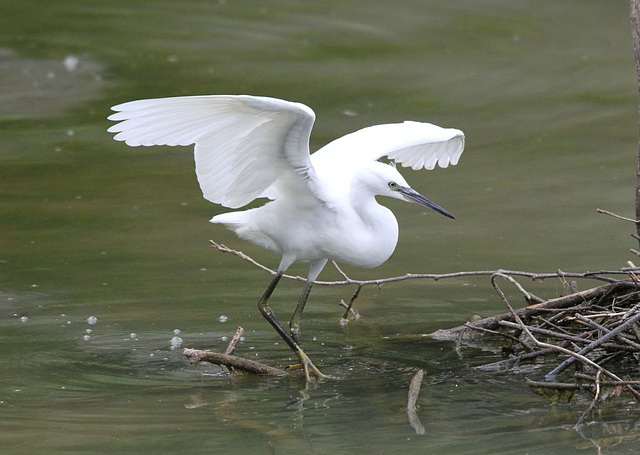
[
  {"xmin": 108, "ymin": 95, "xmax": 320, "ymax": 208},
  {"xmin": 312, "ymin": 121, "xmax": 464, "ymax": 170}
]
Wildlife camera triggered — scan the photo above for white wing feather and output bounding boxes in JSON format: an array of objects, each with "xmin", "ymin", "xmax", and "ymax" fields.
[
  {"xmin": 108, "ymin": 95, "xmax": 317, "ymax": 208},
  {"xmin": 312, "ymin": 121, "xmax": 464, "ymax": 170}
]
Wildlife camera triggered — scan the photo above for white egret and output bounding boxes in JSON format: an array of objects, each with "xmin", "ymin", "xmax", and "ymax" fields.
[{"xmin": 108, "ymin": 95, "xmax": 464, "ymax": 381}]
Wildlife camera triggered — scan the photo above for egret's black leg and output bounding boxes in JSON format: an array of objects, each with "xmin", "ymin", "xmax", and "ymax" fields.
[
  {"xmin": 257, "ymin": 272, "xmax": 329, "ymax": 381},
  {"xmin": 289, "ymin": 280, "xmax": 314, "ymax": 347},
  {"xmin": 287, "ymin": 258, "xmax": 328, "ymax": 349}
]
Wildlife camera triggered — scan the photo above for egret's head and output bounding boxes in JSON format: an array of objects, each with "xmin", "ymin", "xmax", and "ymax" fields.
[{"xmin": 367, "ymin": 161, "xmax": 455, "ymax": 219}]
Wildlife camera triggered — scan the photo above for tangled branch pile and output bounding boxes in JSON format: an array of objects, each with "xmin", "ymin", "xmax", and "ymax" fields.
[{"xmin": 430, "ymin": 274, "xmax": 639, "ymax": 425}]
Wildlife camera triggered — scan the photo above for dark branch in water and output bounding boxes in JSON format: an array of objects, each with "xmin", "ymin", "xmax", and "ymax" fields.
[{"xmin": 183, "ymin": 348, "xmax": 287, "ymax": 377}]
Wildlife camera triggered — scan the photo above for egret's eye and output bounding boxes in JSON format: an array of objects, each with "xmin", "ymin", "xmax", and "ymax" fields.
[{"xmin": 388, "ymin": 181, "xmax": 398, "ymax": 190}]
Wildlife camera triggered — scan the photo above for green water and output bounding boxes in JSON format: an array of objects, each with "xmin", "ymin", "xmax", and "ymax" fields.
[{"xmin": 1, "ymin": 1, "xmax": 638, "ymax": 453}]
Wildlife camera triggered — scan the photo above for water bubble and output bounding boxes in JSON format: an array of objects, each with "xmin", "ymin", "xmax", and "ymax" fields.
[
  {"xmin": 86, "ymin": 316, "xmax": 98, "ymax": 325},
  {"xmin": 82, "ymin": 334, "xmax": 90, "ymax": 341},
  {"xmin": 64, "ymin": 55, "xmax": 79, "ymax": 71},
  {"xmin": 219, "ymin": 315, "xmax": 228, "ymax": 323},
  {"xmin": 20, "ymin": 316, "xmax": 28, "ymax": 323},
  {"xmin": 130, "ymin": 333, "xmax": 137, "ymax": 339},
  {"xmin": 221, "ymin": 336, "xmax": 228, "ymax": 342},
  {"xmin": 85, "ymin": 328, "xmax": 92, "ymax": 334},
  {"xmin": 170, "ymin": 336, "xmax": 183, "ymax": 348},
  {"xmin": 173, "ymin": 328, "xmax": 181, "ymax": 335}
]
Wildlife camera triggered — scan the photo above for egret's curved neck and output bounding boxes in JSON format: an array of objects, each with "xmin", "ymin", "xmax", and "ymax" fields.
[{"xmin": 349, "ymin": 174, "xmax": 393, "ymax": 229}]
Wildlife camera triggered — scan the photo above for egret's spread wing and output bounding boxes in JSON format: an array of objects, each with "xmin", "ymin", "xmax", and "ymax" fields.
[
  {"xmin": 312, "ymin": 121, "xmax": 464, "ymax": 170},
  {"xmin": 108, "ymin": 95, "xmax": 319, "ymax": 208}
]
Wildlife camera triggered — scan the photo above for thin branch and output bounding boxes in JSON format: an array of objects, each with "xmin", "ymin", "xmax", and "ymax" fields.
[
  {"xmin": 341, "ymin": 284, "xmax": 363, "ymax": 320},
  {"xmin": 224, "ymin": 327, "xmax": 245, "ymax": 356},
  {"xmin": 331, "ymin": 260, "xmax": 351, "ymax": 281},
  {"xmin": 210, "ymin": 240, "xmax": 636, "ymax": 286},
  {"xmin": 475, "ymin": 345, "xmax": 569, "ymax": 372},
  {"xmin": 574, "ymin": 373, "xmax": 640, "ymax": 386},
  {"xmin": 575, "ymin": 370, "xmax": 602, "ymax": 429},
  {"xmin": 596, "ymin": 208, "xmax": 640, "ymax": 224},
  {"xmin": 497, "ymin": 320, "xmax": 591, "ymax": 345},
  {"xmin": 221, "ymin": 326, "xmax": 245, "ymax": 375},
  {"xmin": 463, "ymin": 322, "xmax": 535, "ymax": 351}
]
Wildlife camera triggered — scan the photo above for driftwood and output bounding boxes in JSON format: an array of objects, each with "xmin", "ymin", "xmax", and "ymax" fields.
[
  {"xmin": 183, "ymin": 326, "xmax": 288, "ymax": 377},
  {"xmin": 183, "ymin": 348, "xmax": 288, "ymax": 377},
  {"xmin": 406, "ymin": 369, "xmax": 426, "ymax": 435}
]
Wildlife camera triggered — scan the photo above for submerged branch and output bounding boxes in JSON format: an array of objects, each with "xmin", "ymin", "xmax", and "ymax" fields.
[
  {"xmin": 183, "ymin": 348, "xmax": 287, "ymax": 377},
  {"xmin": 407, "ymin": 369, "xmax": 426, "ymax": 435}
]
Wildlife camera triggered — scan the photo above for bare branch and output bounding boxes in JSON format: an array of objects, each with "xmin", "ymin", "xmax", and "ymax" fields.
[
  {"xmin": 183, "ymin": 348, "xmax": 287, "ymax": 377},
  {"xmin": 596, "ymin": 208, "xmax": 640, "ymax": 224},
  {"xmin": 407, "ymin": 369, "xmax": 426, "ymax": 435},
  {"xmin": 210, "ymin": 240, "xmax": 637, "ymax": 287},
  {"xmin": 225, "ymin": 327, "xmax": 245, "ymax": 356}
]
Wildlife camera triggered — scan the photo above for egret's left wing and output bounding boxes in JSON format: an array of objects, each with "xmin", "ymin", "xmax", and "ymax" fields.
[
  {"xmin": 108, "ymin": 95, "xmax": 321, "ymax": 208},
  {"xmin": 312, "ymin": 121, "xmax": 464, "ymax": 170}
]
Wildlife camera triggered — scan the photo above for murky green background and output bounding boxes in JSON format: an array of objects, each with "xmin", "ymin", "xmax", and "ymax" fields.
[{"xmin": 1, "ymin": 1, "xmax": 638, "ymax": 453}]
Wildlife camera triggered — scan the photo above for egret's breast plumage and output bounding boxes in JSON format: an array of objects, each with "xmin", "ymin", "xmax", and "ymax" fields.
[{"xmin": 211, "ymin": 162, "xmax": 401, "ymax": 268}]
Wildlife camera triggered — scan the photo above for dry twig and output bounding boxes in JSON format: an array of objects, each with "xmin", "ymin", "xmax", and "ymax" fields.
[{"xmin": 209, "ymin": 240, "xmax": 638, "ymax": 289}]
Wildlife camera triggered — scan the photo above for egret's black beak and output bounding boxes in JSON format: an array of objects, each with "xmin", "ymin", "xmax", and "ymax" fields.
[{"xmin": 399, "ymin": 186, "xmax": 455, "ymax": 219}]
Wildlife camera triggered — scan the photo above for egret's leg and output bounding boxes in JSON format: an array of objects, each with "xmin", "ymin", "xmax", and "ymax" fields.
[
  {"xmin": 257, "ymin": 268, "xmax": 330, "ymax": 381},
  {"xmin": 289, "ymin": 259, "xmax": 328, "ymax": 347},
  {"xmin": 289, "ymin": 281, "xmax": 313, "ymax": 347},
  {"xmin": 257, "ymin": 272, "xmax": 292, "ymax": 350}
]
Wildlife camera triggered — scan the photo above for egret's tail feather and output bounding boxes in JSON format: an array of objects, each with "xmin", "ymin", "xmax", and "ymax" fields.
[
  {"xmin": 210, "ymin": 211, "xmax": 246, "ymax": 228},
  {"xmin": 210, "ymin": 210, "xmax": 279, "ymax": 253}
]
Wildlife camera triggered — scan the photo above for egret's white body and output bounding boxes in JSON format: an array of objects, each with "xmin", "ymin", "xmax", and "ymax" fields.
[{"xmin": 108, "ymin": 95, "xmax": 464, "ymax": 380}]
